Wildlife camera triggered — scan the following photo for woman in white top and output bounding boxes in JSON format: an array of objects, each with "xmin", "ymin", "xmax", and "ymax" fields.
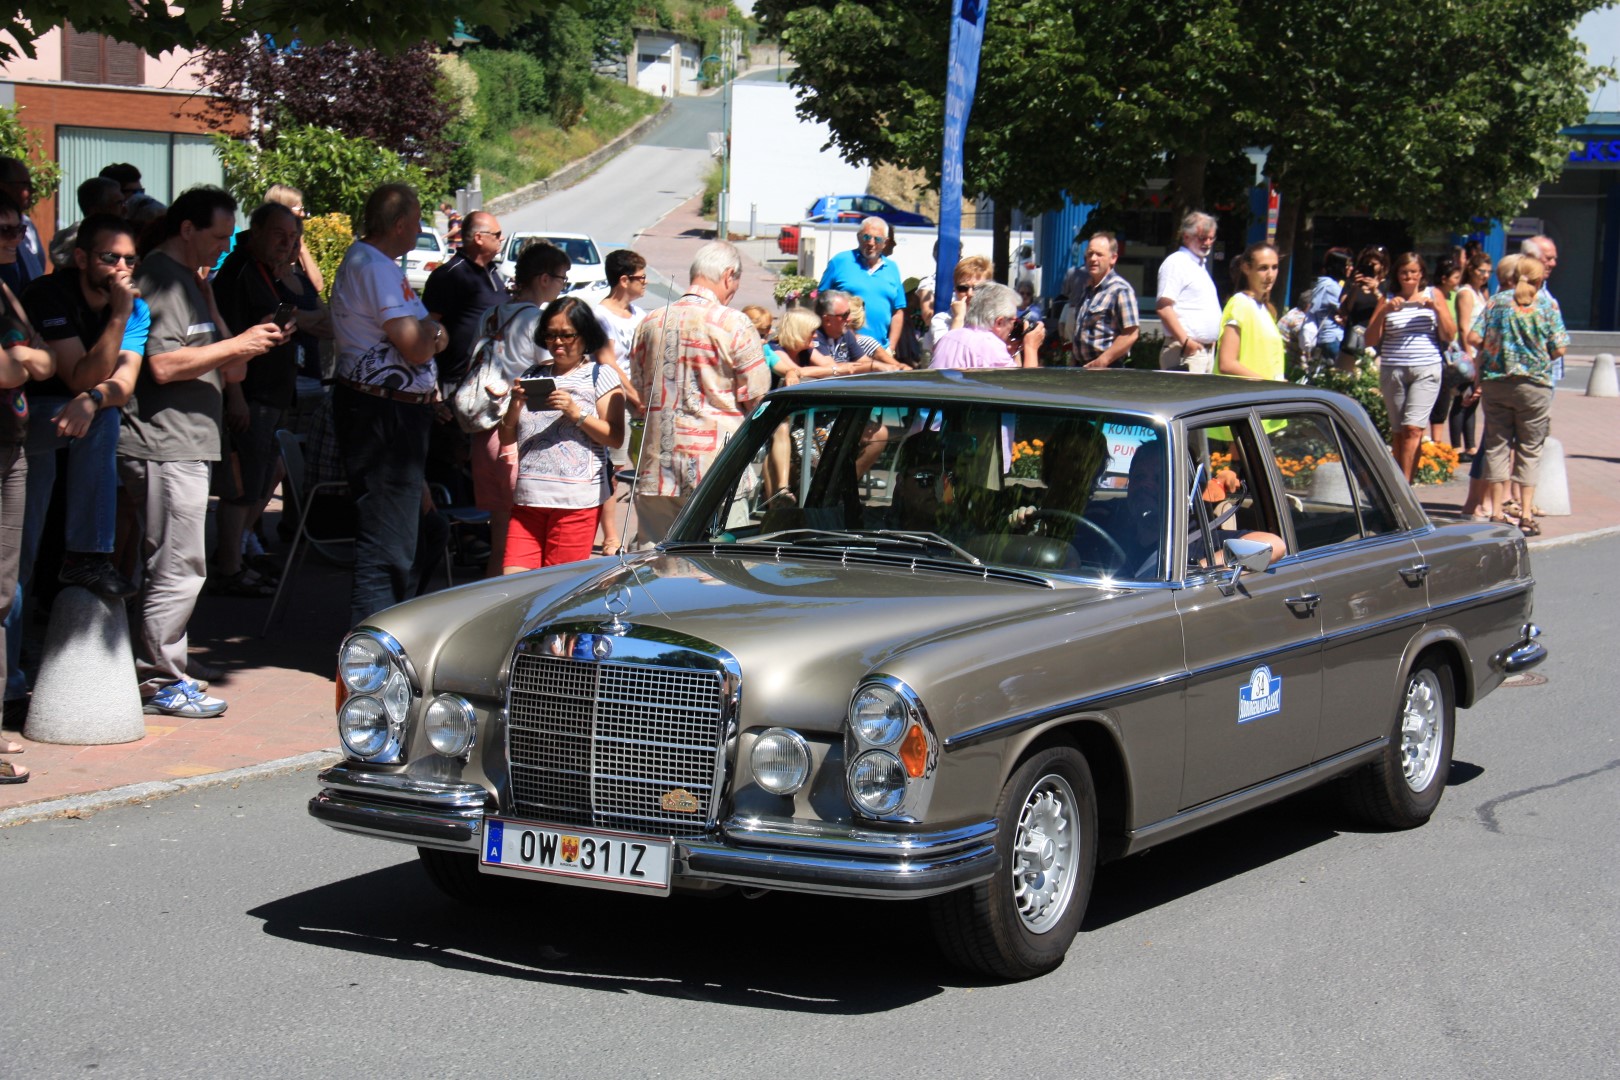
[
  {"xmin": 1365, "ymin": 251, "xmax": 1456, "ymax": 482},
  {"xmin": 498, "ymin": 297, "xmax": 625, "ymax": 571},
  {"xmin": 591, "ymin": 249, "xmax": 648, "ymax": 555}
]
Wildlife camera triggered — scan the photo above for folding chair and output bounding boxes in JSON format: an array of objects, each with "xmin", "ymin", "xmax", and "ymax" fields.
[{"xmin": 264, "ymin": 429, "xmax": 356, "ymax": 634}]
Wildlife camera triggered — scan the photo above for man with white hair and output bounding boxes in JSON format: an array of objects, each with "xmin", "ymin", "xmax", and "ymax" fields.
[
  {"xmin": 1156, "ymin": 211, "xmax": 1221, "ymax": 371},
  {"xmin": 817, "ymin": 215, "xmax": 907, "ymax": 348},
  {"xmin": 629, "ymin": 240, "xmax": 770, "ymax": 544},
  {"xmin": 928, "ymin": 281, "xmax": 1044, "ymax": 370},
  {"xmin": 1521, "ymin": 235, "xmax": 1562, "ymax": 385}
]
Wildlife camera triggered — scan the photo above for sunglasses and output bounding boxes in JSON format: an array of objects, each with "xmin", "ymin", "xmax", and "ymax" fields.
[
  {"xmin": 94, "ymin": 251, "xmax": 138, "ymax": 266},
  {"xmin": 626, "ymin": 274, "xmax": 648, "ymax": 283},
  {"xmin": 542, "ymin": 330, "xmax": 579, "ymax": 344},
  {"xmin": 544, "ymin": 273, "xmax": 572, "ymax": 287},
  {"xmin": 857, "ymin": 233, "xmax": 884, "ymax": 243},
  {"xmin": 474, "ymin": 230, "xmax": 503, "ymax": 240},
  {"xmin": 0, "ymin": 225, "xmax": 22, "ymax": 239}
]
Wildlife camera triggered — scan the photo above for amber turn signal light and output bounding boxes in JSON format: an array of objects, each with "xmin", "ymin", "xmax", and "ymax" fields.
[{"xmin": 900, "ymin": 722, "xmax": 928, "ymax": 778}]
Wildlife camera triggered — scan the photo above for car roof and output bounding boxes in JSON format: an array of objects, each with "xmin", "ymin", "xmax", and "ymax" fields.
[
  {"xmin": 510, "ymin": 230, "xmax": 593, "ymax": 241},
  {"xmin": 768, "ymin": 368, "xmax": 1351, "ymax": 419}
]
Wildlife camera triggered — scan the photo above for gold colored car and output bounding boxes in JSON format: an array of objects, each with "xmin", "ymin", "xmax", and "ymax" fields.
[{"xmin": 311, "ymin": 370, "xmax": 1545, "ymax": 979}]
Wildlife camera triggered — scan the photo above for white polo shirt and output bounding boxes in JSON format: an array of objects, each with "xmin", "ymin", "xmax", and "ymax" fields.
[{"xmin": 1157, "ymin": 247, "xmax": 1222, "ymax": 344}]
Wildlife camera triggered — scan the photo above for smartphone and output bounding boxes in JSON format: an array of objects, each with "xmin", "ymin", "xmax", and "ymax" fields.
[
  {"xmin": 519, "ymin": 376, "xmax": 556, "ymax": 406},
  {"xmin": 273, "ymin": 302, "xmax": 296, "ymax": 326}
]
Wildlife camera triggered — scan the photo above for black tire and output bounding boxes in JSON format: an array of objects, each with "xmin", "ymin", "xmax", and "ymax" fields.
[
  {"xmin": 417, "ymin": 846, "xmax": 521, "ymax": 905},
  {"xmin": 1343, "ymin": 659, "xmax": 1455, "ymax": 829},
  {"xmin": 929, "ymin": 745, "xmax": 1098, "ymax": 980}
]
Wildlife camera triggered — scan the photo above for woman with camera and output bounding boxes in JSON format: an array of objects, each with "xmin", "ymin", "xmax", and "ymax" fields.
[
  {"xmin": 1334, "ymin": 245, "xmax": 1389, "ymax": 370},
  {"xmin": 1365, "ymin": 251, "xmax": 1457, "ymax": 483}
]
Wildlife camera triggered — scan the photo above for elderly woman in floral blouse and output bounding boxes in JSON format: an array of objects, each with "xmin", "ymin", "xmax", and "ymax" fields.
[{"xmin": 1466, "ymin": 254, "xmax": 1567, "ymax": 537}]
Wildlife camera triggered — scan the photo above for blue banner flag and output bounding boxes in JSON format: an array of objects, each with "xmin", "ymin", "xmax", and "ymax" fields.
[{"xmin": 935, "ymin": 0, "xmax": 989, "ymax": 299}]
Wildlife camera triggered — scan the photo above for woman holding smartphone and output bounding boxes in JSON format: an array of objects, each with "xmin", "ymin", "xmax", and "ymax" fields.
[{"xmin": 497, "ymin": 296, "xmax": 625, "ymax": 571}]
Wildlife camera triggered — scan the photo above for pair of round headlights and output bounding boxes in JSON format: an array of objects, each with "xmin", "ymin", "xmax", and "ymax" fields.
[{"xmin": 337, "ymin": 634, "xmax": 474, "ymax": 760}]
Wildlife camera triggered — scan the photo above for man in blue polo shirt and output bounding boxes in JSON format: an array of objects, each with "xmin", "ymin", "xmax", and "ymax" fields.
[{"xmin": 817, "ymin": 216, "xmax": 906, "ymax": 348}]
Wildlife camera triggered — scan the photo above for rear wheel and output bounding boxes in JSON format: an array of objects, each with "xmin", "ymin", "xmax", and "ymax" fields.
[
  {"xmin": 1343, "ymin": 659, "xmax": 1455, "ymax": 829},
  {"xmin": 930, "ymin": 745, "xmax": 1097, "ymax": 980}
]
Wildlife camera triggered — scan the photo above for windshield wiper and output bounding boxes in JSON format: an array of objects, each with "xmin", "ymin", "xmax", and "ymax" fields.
[
  {"xmin": 869, "ymin": 530, "xmax": 983, "ymax": 565},
  {"xmin": 748, "ymin": 527, "xmax": 982, "ymax": 566}
]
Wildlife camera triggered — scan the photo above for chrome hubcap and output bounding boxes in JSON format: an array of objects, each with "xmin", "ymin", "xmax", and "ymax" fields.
[
  {"xmin": 1011, "ymin": 774, "xmax": 1080, "ymax": 934},
  {"xmin": 1401, "ymin": 670, "xmax": 1444, "ymax": 792}
]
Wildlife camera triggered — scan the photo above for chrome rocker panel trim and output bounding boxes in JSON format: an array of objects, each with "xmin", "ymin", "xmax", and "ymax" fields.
[{"xmin": 308, "ymin": 764, "xmax": 490, "ymax": 853}]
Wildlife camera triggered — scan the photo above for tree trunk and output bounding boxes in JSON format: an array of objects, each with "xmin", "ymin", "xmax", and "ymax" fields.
[
  {"xmin": 992, "ymin": 200, "xmax": 1012, "ymax": 284},
  {"xmin": 1169, "ymin": 145, "xmax": 1210, "ymax": 242},
  {"xmin": 1273, "ymin": 185, "xmax": 1306, "ymax": 307}
]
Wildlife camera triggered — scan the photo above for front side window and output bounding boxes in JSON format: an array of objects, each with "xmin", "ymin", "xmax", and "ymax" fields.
[
  {"xmin": 677, "ymin": 399, "xmax": 1169, "ymax": 581},
  {"xmin": 1261, "ymin": 411, "xmax": 1399, "ymax": 549},
  {"xmin": 1184, "ymin": 417, "xmax": 1287, "ymax": 570}
]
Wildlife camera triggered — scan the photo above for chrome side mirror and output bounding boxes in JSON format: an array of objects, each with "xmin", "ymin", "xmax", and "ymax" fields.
[{"xmin": 1216, "ymin": 537, "xmax": 1273, "ymax": 596}]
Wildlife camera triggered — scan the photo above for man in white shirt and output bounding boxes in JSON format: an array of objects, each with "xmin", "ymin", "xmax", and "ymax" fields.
[
  {"xmin": 1521, "ymin": 234, "xmax": 1563, "ymax": 386},
  {"xmin": 1156, "ymin": 211, "xmax": 1222, "ymax": 371}
]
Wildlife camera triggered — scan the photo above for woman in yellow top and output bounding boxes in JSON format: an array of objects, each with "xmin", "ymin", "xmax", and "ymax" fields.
[{"xmin": 1216, "ymin": 242, "xmax": 1284, "ymax": 380}]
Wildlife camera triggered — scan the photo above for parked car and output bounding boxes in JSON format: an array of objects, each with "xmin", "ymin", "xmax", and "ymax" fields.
[
  {"xmin": 777, "ymin": 225, "xmax": 800, "ymax": 255},
  {"xmin": 806, "ymin": 194, "xmax": 934, "ymax": 228},
  {"xmin": 494, "ymin": 231, "xmax": 607, "ymax": 294},
  {"xmin": 401, "ymin": 224, "xmax": 447, "ymax": 293},
  {"xmin": 311, "ymin": 370, "xmax": 1545, "ymax": 980}
]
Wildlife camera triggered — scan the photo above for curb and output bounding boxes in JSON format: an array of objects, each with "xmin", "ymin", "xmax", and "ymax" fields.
[
  {"xmin": 1528, "ymin": 523, "xmax": 1620, "ymax": 551},
  {"xmin": 0, "ymin": 749, "xmax": 342, "ymax": 829},
  {"xmin": 482, "ymin": 99, "xmax": 676, "ymax": 216}
]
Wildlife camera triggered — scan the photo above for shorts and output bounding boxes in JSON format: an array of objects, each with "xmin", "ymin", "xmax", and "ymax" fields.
[
  {"xmin": 470, "ymin": 428, "xmax": 517, "ymax": 513},
  {"xmin": 1379, "ymin": 363, "xmax": 1442, "ymax": 431},
  {"xmin": 223, "ymin": 403, "xmax": 286, "ymax": 506},
  {"xmin": 505, "ymin": 503, "xmax": 599, "ymax": 569}
]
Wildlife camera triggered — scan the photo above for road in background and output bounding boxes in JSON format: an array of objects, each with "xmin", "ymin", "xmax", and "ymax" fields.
[{"xmin": 1, "ymin": 535, "xmax": 1612, "ymax": 1077}]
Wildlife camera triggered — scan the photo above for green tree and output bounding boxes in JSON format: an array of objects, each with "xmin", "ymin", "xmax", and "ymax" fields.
[
  {"xmin": 0, "ymin": 105, "xmax": 61, "ymax": 201},
  {"xmin": 3, "ymin": 1, "xmax": 561, "ymax": 63},
  {"xmin": 212, "ymin": 125, "xmax": 434, "ymax": 230}
]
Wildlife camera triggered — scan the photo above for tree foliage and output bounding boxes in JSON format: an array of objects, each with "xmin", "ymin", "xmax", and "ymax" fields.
[
  {"xmin": 0, "ymin": 106, "xmax": 61, "ymax": 201},
  {"xmin": 760, "ymin": 0, "xmax": 1608, "ymax": 265},
  {"xmin": 199, "ymin": 39, "xmax": 458, "ymax": 170},
  {"xmin": 2, "ymin": 1, "xmax": 560, "ymax": 63},
  {"xmin": 212, "ymin": 125, "xmax": 434, "ymax": 229}
]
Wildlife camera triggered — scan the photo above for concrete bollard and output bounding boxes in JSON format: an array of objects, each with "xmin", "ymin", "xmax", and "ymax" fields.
[
  {"xmin": 1587, "ymin": 353, "xmax": 1618, "ymax": 398},
  {"xmin": 1534, "ymin": 436, "xmax": 1570, "ymax": 517},
  {"xmin": 24, "ymin": 586, "xmax": 145, "ymax": 745}
]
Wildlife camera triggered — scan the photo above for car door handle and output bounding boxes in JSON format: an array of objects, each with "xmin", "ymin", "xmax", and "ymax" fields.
[
  {"xmin": 1398, "ymin": 563, "xmax": 1431, "ymax": 585},
  {"xmin": 1284, "ymin": 593, "xmax": 1321, "ymax": 614}
]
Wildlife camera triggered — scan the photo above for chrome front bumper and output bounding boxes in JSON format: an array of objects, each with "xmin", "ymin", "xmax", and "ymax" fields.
[{"xmin": 310, "ymin": 763, "xmax": 999, "ymax": 899}]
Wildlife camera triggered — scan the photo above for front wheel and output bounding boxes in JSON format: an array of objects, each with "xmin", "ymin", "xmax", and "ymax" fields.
[
  {"xmin": 929, "ymin": 745, "xmax": 1098, "ymax": 980},
  {"xmin": 1343, "ymin": 659, "xmax": 1455, "ymax": 829}
]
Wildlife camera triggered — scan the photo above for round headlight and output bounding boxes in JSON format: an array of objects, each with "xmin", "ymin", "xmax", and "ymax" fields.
[
  {"xmin": 339, "ymin": 635, "xmax": 390, "ymax": 694},
  {"xmin": 751, "ymin": 728, "xmax": 811, "ymax": 795},
  {"xmin": 425, "ymin": 694, "xmax": 476, "ymax": 758},
  {"xmin": 849, "ymin": 751, "xmax": 906, "ymax": 815},
  {"xmin": 339, "ymin": 695, "xmax": 389, "ymax": 759},
  {"xmin": 851, "ymin": 684, "xmax": 908, "ymax": 747},
  {"xmin": 381, "ymin": 671, "xmax": 411, "ymax": 725}
]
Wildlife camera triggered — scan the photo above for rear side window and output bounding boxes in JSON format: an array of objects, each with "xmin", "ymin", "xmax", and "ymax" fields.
[{"xmin": 1260, "ymin": 412, "xmax": 1398, "ymax": 550}]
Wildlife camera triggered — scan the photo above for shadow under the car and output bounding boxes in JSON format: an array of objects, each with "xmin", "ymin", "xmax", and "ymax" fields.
[{"xmin": 247, "ymin": 862, "xmax": 964, "ymax": 1010}]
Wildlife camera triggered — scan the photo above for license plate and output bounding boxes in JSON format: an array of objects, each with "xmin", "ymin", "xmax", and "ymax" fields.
[{"xmin": 480, "ymin": 817, "xmax": 672, "ymax": 892}]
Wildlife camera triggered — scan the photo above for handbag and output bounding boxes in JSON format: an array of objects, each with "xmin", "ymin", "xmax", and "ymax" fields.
[{"xmin": 451, "ymin": 302, "xmax": 533, "ymax": 433}]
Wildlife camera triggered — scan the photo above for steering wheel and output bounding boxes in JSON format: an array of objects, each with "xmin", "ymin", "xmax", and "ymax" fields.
[{"xmin": 1026, "ymin": 509, "xmax": 1128, "ymax": 574}]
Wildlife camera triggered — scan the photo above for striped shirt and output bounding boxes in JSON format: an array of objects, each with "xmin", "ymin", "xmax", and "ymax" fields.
[{"xmin": 1377, "ymin": 299, "xmax": 1443, "ymax": 368}]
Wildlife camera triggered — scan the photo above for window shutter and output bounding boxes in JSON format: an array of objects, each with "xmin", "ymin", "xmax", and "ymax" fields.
[
  {"xmin": 62, "ymin": 24, "xmax": 103, "ymax": 83},
  {"xmin": 104, "ymin": 39, "xmax": 144, "ymax": 85}
]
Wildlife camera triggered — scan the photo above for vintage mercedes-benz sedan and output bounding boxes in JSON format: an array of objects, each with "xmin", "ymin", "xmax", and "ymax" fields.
[{"xmin": 310, "ymin": 369, "xmax": 1546, "ymax": 979}]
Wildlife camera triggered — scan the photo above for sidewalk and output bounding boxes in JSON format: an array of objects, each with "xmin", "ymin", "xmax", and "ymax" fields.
[
  {"xmin": 3, "ymin": 356, "xmax": 1616, "ymax": 825},
  {"xmin": 633, "ymin": 193, "xmax": 782, "ymax": 311}
]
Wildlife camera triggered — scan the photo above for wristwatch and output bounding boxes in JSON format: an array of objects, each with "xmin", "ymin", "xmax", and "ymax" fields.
[{"xmin": 87, "ymin": 387, "xmax": 105, "ymax": 410}]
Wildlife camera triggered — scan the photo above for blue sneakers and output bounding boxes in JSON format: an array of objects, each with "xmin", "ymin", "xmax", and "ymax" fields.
[{"xmin": 143, "ymin": 678, "xmax": 228, "ymax": 718}]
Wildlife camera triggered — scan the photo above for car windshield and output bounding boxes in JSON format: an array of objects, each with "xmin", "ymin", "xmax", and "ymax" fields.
[
  {"xmin": 415, "ymin": 230, "xmax": 439, "ymax": 251},
  {"xmin": 674, "ymin": 398, "xmax": 1170, "ymax": 581},
  {"xmin": 511, "ymin": 235, "xmax": 600, "ymax": 265}
]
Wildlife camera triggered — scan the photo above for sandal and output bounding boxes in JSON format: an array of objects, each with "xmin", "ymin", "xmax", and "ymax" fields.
[
  {"xmin": 1519, "ymin": 517, "xmax": 1541, "ymax": 537},
  {"xmin": 1500, "ymin": 499, "xmax": 1522, "ymax": 518},
  {"xmin": 0, "ymin": 759, "xmax": 27, "ymax": 784},
  {"xmin": 208, "ymin": 569, "xmax": 276, "ymax": 598}
]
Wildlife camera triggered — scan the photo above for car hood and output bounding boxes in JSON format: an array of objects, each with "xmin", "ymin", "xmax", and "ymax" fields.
[{"xmin": 396, "ymin": 549, "xmax": 1117, "ymax": 734}]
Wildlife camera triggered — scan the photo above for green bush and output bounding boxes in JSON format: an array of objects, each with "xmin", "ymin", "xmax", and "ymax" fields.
[
  {"xmin": 464, "ymin": 49, "xmax": 548, "ymax": 138},
  {"xmin": 700, "ymin": 161, "xmax": 723, "ymax": 216},
  {"xmin": 1125, "ymin": 332, "xmax": 1165, "ymax": 370},
  {"xmin": 1300, "ymin": 359, "xmax": 1391, "ymax": 442},
  {"xmin": 214, "ymin": 126, "xmax": 435, "ymax": 232},
  {"xmin": 302, "ymin": 213, "xmax": 353, "ymax": 302},
  {"xmin": 0, "ymin": 105, "xmax": 60, "ymax": 201}
]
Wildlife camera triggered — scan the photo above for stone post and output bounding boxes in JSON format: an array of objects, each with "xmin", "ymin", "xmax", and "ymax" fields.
[{"xmin": 23, "ymin": 586, "xmax": 145, "ymax": 744}]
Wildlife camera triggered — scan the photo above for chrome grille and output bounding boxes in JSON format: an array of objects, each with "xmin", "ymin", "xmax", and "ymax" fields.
[{"xmin": 507, "ymin": 651, "xmax": 727, "ymax": 837}]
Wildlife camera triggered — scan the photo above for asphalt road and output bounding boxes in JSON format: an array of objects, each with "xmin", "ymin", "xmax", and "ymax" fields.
[{"xmin": 2, "ymin": 535, "xmax": 1613, "ymax": 1078}]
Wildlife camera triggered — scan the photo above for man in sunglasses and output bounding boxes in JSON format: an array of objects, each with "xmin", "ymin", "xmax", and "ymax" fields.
[
  {"xmin": 816, "ymin": 216, "xmax": 906, "ymax": 350},
  {"xmin": 17, "ymin": 214, "xmax": 148, "ymax": 601},
  {"xmin": 423, "ymin": 210, "xmax": 507, "ymax": 396}
]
